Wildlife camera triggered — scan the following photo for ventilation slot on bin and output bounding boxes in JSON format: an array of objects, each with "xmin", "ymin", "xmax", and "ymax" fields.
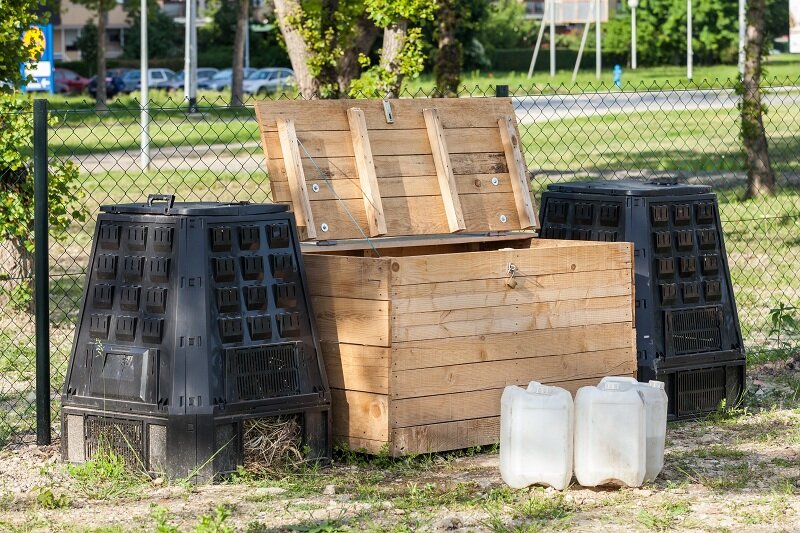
[
  {"xmin": 226, "ymin": 344, "xmax": 301, "ymax": 401},
  {"xmin": 676, "ymin": 366, "xmax": 726, "ymax": 416},
  {"xmin": 99, "ymin": 225, "xmax": 120, "ymax": 250},
  {"xmin": 84, "ymin": 416, "xmax": 145, "ymax": 470},
  {"xmin": 267, "ymin": 222, "xmax": 290, "ymax": 248},
  {"xmin": 666, "ymin": 307, "xmax": 722, "ymax": 356}
]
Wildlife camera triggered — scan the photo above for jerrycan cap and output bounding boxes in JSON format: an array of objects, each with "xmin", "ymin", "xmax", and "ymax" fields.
[
  {"xmin": 526, "ymin": 381, "xmax": 551, "ymax": 395},
  {"xmin": 648, "ymin": 380, "xmax": 665, "ymax": 390}
]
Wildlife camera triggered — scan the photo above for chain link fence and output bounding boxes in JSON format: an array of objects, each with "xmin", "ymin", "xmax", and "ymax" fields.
[{"xmin": 1, "ymin": 78, "xmax": 799, "ymax": 445}]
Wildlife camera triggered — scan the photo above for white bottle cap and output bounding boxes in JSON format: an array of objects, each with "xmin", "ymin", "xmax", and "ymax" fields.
[{"xmin": 648, "ymin": 380, "xmax": 665, "ymax": 390}]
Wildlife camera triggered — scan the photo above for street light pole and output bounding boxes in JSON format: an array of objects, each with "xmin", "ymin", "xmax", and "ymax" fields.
[
  {"xmin": 595, "ymin": 0, "xmax": 601, "ymax": 80},
  {"xmin": 687, "ymin": 0, "xmax": 693, "ymax": 80},
  {"xmin": 184, "ymin": 0, "xmax": 197, "ymax": 112},
  {"xmin": 738, "ymin": 0, "xmax": 746, "ymax": 76},
  {"xmin": 629, "ymin": 0, "xmax": 638, "ymax": 69},
  {"xmin": 140, "ymin": 0, "xmax": 149, "ymax": 170}
]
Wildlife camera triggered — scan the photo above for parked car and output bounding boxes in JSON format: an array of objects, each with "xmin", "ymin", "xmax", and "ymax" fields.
[
  {"xmin": 120, "ymin": 70, "xmax": 141, "ymax": 93},
  {"xmin": 87, "ymin": 74, "xmax": 126, "ymax": 99},
  {"xmin": 149, "ymin": 68, "xmax": 177, "ymax": 89},
  {"xmin": 164, "ymin": 68, "xmax": 220, "ymax": 91},
  {"xmin": 200, "ymin": 68, "xmax": 256, "ymax": 91},
  {"xmin": 54, "ymin": 68, "xmax": 90, "ymax": 94},
  {"xmin": 242, "ymin": 68, "xmax": 295, "ymax": 95}
]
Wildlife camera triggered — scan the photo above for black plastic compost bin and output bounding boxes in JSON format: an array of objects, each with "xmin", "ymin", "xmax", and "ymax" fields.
[
  {"xmin": 61, "ymin": 195, "xmax": 331, "ymax": 480},
  {"xmin": 538, "ymin": 181, "xmax": 745, "ymax": 419}
]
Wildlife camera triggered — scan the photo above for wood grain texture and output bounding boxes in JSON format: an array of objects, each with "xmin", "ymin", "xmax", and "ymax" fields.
[
  {"xmin": 311, "ymin": 296, "xmax": 391, "ymax": 346},
  {"xmin": 391, "ymin": 376, "xmax": 609, "ymax": 427},
  {"xmin": 304, "ymin": 254, "xmax": 391, "ymax": 300},
  {"xmin": 330, "ymin": 389, "xmax": 389, "ymax": 442},
  {"xmin": 498, "ymin": 115, "xmax": 538, "ymax": 229},
  {"xmin": 390, "ymin": 348, "xmax": 637, "ymax": 399},
  {"xmin": 347, "ymin": 108, "xmax": 387, "ymax": 237},
  {"xmin": 390, "ymin": 243, "xmax": 633, "ymax": 285},
  {"xmin": 391, "ymin": 416, "xmax": 499, "ymax": 456},
  {"xmin": 276, "ymin": 118, "xmax": 316, "ymax": 238},
  {"xmin": 256, "ymin": 97, "xmax": 519, "ymax": 131},
  {"xmin": 390, "ymin": 268, "xmax": 632, "ymax": 313},
  {"xmin": 322, "ymin": 342, "xmax": 390, "ymax": 394},
  {"xmin": 423, "ymin": 108, "xmax": 465, "ymax": 233},
  {"xmin": 391, "ymin": 321, "xmax": 635, "ymax": 370}
]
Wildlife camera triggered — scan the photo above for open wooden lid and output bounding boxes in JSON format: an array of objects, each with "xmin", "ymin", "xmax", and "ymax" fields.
[{"xmin": 254, "ymin": 98, "xmax": 538, "ymax": 242}]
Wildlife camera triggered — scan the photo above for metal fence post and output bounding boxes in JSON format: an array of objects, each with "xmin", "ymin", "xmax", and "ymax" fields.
[
  {"xmin": 33, "ymin": 99, "xmax": 51, "ymax": 446},
  {"xmin": 496, "ymin": 85, "xmax": 509, "ymax": 98}
]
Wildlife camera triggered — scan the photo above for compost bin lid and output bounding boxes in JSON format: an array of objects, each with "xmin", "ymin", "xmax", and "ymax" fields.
[
  {"xmin": 101, "ymin": 195, "xmax": 289, "ymax": 216},
  {"xmin": 546, "ymin": 180, "xmax": 712, "ymax": 197}
]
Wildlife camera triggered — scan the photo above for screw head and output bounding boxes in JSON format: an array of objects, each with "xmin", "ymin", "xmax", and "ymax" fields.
[
  {"xmin": 321, "ymin": 223, "xmax": 329, "ymax": 232},
  {"xmin": 312, "ymin": 184, "xmax": 320, "ymax": 193},
  {"xmin": 491, "ymin": 177, "xmax": 499, "ymax": 186},
  {"xmin": 499, "ymin": 214, "xmax": 508, "ymax": 223}
]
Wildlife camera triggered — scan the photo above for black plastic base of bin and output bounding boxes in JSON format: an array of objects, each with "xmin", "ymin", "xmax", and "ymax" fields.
[
  {"xmin": 61, "ymin": 405, "xmax": 331, "ymax": 482},
  {"xmin": 638, "ymin": 351, "xmax": 745, "ymax": 420}
]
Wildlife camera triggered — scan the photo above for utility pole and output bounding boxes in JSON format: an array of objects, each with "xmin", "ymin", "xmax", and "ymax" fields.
[
  {"xmin": 184, "ymin": 0, "xmax": 197, "ymax": 112},
  {"xmin": 549, "ymin": 0, "xmax": 556, "ymax": 76},
  {"xmin": 140, "ymin": 0, "xmax": 150, "ymax": 170},
  {"xmin": 629, "ymin": 0, "xmax": 638, "ymax": 69},
  {"xmin": 738, "ymin": 0, "xmax": 746, "ymax": 76},
  {"xmin": 687, "ymin": 0, "xmax": 693, "ymax": 80},
  {"xmin": 595, "ymin": 0, "xmax": 601, "ymax": 80}
]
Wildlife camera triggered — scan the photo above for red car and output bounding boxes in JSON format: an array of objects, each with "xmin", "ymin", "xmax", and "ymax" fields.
[{"xmin": 54, "ymin": 68, "xmax": 90, "ymax": 94}]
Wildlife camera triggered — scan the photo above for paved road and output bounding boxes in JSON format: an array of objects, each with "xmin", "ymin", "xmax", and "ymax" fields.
[{"xmin": 513, "ymin": 87, "xmax": 800, "ymax": 123}]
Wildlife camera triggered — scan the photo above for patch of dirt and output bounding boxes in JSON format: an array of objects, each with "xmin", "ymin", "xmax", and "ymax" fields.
[{"xmin": 3, "ymin": 363, "xmax": 800, "ymax": 532}]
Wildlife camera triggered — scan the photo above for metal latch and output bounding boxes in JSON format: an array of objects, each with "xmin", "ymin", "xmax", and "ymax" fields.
[{"xmin": 383, "ymin": 100, "xmax": 394, "ymax": 124}]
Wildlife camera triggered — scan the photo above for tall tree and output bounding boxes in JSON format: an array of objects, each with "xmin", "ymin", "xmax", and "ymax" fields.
[
  {"xmin": 230, "ymin": 0, "xmax": 249, "ymax": 106},
  {"xmin": 73, "ymin": 0, "xmax": 118, "ymax": 110},
  {"xmin": 741, "ymin": 0, "xmax": 776, "ymax": 198},
  {"xmin": 434, "ymin": 0, "xmax": 462, "ymax": 96}
]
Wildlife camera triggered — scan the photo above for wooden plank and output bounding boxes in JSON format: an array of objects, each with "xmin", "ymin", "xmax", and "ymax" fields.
[
  {"xmin": 392, "ymin": 296, "xmax": 633, "ymax": 342},
  {"xmin": 273, "ymin": 173, "xmax": 514, "ymax": 201},
  {"xmin": 392, "ymin": 377, "xmax": 611, "ymax": 428},
  {"xmin": 391, "ymin": 348, "xmax": 637, "ymax": 399},
  {"xmin": 276, "ymin": 118, "xmax": 317, "ymax": 238},
  {"xmin": 263, "ymin": 128, "xmax": 504, "ymax": 160},
  {"xmin": 391, "ymin": 243, "xmax": 633, "ymax": 285},
  {"xmin": 256, "ymin": 97, "xmax": 518, "ymax": 132},
  {"xmin": 303, "ymin": 255, "xmax": 391, "ymax": 300},
  {"xmin": 306, "ymin": 193, "xmax": 520, "ymax": 240},
  {"xmin": 322, "ymin": 342, "xmax": 390, "ymax": 394},
  {"xmin": 330, "ymin": 389, "xmax": 389, "ymax": 442},
  {"xmin": 311, "ymin": 296, "xmax": 391, "ymax": 346},
  {"xmin": 423, "ymin": 108, "xmax": 465, "ymax": 233},
  {"xmin": 267, "ymin": 153, "xmax": 509, "ymax": 182},
  {"xmin": 391, "ymin": 416, "xmax": 499, "ymax": 456},
  {"xmin": 391, "ymin": 268, "xmax": 632, "ymax": 313},
  {"xmin": 392, "ymin": 322, "xmax": 634, "ymax": 370},
  {"xmin": 347, "ymin": 108, "xmax": 387, "ymax": 237},
  {"xmin": 334, "ymin": 435, "xmax": 388, "ymax": 455},
  {"xmin": 301, "ymin": 232, "xmax": 534, "ymax": 253},
  {"xmin": 498, "ymin": 115, "xmax": 538, "ymax": 229}
]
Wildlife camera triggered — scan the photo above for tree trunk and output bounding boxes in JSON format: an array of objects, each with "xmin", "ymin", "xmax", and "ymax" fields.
[
  {"xmin": 96, "ymin": 7, "xmax": 108, "ymax": 111},
  {"xmin": 337, "ymin": 15, "xmax": 379, "ymax": 96},
  {"xmin": 273, "ymin": 0, "xmax": 319, "ymax": 99},
  {"xmin": 378, "ymin": 18, "xmax": 408, "ymax": 98},
  {"xmin": 230, "ymin": 0, "xmax": 248, "ymax": 107},
  {"xmin": 434, "ymin": 0, "xmax": 462, "ymax": 97},
  {"xmin": 741, "ymin": 0, "xmax": 775, "ymax": 198}
]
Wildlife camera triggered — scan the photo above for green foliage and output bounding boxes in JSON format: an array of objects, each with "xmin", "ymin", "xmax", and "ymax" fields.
[
  {"xmin": 67, "ymin": 443, "xmax": 147, "ymax": 499},
  {"xmin": 365, "ymin": 0, "xmax": 436, "ymax": 27},
  {"xmin": 194, "ymin": 504, "xmax": 235, "ymax": 533},
  {"xmin": 75, "ymin": 21, "xmax": 99, "ymax": 74},
  {"xmin": 350, "ymin": 27, "xmax": 429, "ymax": 96},
  {"xmin": 478, "ymin": 0, "xmax": 533, "ymax": 54},
  {"xmin": 121, "ymin": 0, "xmax": 183, "ymax": 60},
  {"xmin": 0, "ymin": 0, "xmax": 49, "ymax": 89},
  {"xmin": 34, "ymin": 485, "xmax": 71, "ymax": 510},
  {"xmin": 0, "ymin": 94, "xmax": 85, "ymax": 308},
  {"xmin": 768, "ymin": 303, "xmax": 799, "ymax": 347}
]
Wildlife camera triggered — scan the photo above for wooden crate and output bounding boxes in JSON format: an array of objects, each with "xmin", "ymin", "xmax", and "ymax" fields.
[{"xmin": 254, "ymin": 98, "xmax": 637, "ymax": 455}]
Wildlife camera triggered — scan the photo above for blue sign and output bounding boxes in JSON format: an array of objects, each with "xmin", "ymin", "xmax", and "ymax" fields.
[{"xmin": 22, "ymin": 24, "xmax": 55, "ymax": 94}]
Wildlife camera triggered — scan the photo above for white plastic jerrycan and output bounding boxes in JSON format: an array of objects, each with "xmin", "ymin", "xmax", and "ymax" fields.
[
  {"xmin": 500, "ymin": 382, "xmax": 574, "ymax": 490},
  {"xmin": 600, "ymin": 376, "xmax": 668, "ymax": 482},
  {"xmin": 574, "ymin": 380, "xmax": 646, "ymax": 487}
]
